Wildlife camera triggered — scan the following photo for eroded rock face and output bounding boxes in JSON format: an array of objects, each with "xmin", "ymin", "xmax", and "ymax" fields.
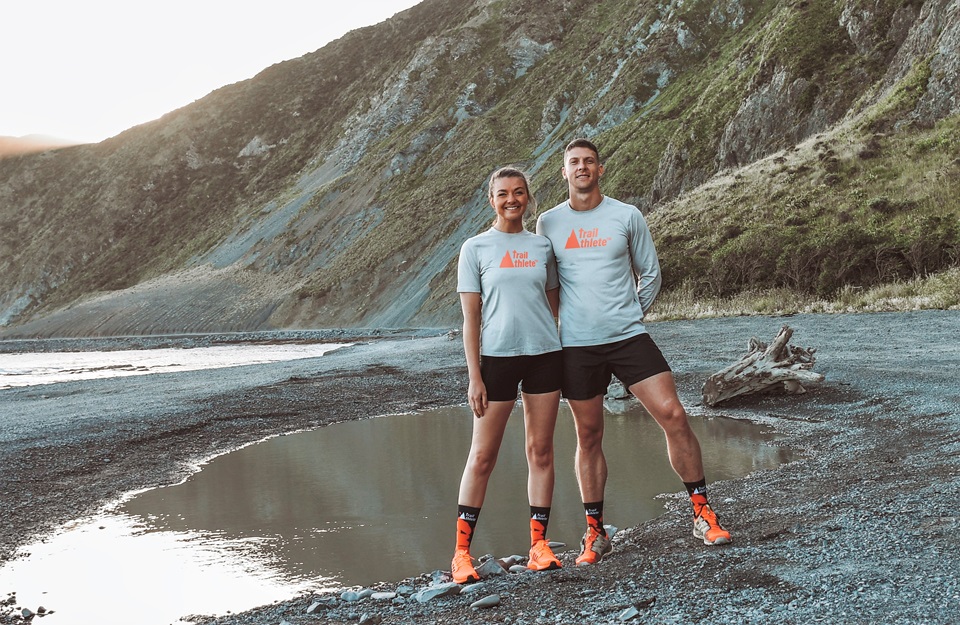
[
  {"xmin": 894, "ymin": 0, "xmax": 960, "ymax": 126},
  {"xmin": 648, "ymin": 0, "xmax": 957, "ymax": 206},
  {"xmin": 715, "ymin": 67, "xmax": 820, "ymax": 170}
]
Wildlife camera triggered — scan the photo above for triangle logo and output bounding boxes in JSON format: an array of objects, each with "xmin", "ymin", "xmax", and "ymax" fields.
[
  {"xmin": 565, "ymin": 230, "xmax": 580, "ymax": 249},
  {"xmin": 500, "ymin": 251, "xmax": 515, "ymax": 268}
]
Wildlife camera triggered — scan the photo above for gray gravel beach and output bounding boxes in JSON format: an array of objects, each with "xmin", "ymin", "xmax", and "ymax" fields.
[{"xmin": 2, "ymin": 311, "xmax": 958, "ymax": 624}]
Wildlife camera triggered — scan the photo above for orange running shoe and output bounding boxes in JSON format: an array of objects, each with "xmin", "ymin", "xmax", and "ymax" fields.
[
  {"xmin": 451, "ymin": 549, "xmax": 479, "ymax": 584},
  {"xmin": 575, "ymin": 527, "xmax": 612, "ymax": 566},
  {"xmin": 693, "ymin": 504, "xmax": 732, "ymax": 545},
  {"xmin": 527, "ymin": 540, "xmax": 562, "ymax": 571}
]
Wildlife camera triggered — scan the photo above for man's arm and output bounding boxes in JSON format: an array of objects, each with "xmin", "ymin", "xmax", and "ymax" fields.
[{"xmin": 629, "ymin": 210, "xmax": 662, "ymax": 315}]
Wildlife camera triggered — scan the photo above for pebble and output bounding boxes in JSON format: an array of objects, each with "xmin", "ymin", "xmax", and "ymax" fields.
[
  {"xmin": 470, "ymin": 594, "xmax": 501, "ymax": 609},
  {"xmin": 477, "ymin": 557, "xmax": 508, "ymax": 578},
  {"xmin": 411, "ymin": 582, "xmax": 461, "ymax": 603},
  {"xmin": 371, "ymin": 592, "xmax": 396, "ymax": 601},
  {"xmin": 358, "ymin": 613, "xmax": 382, "ymax": 625},
  {"xmin": 618, "ymin": 606, "xmax": 639, "ymax": 621},
  {"xmin": 341, "ymin": 589, "xmax": 373, "ymax": 602},
  {"xmin": 509, "ymin": 564, "xmax": 531, "ymax": 573},
  {"xmin": 460, "ymin": 582, "xmax": 489, "ymax": 595}
]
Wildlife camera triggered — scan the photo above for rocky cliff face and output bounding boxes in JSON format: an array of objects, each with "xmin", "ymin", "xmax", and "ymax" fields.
[{"xmin": 1, "ymin": 0, "xmax": 957, "ymax": 337}]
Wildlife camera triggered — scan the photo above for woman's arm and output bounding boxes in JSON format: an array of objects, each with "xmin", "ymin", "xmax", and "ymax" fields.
[
  {"xmin": 459, "ymin": 292, "xmax": 487, "ymax": 417},
  {"xmin": 546, "ymin": 286, "xmax": 560, "ymax": 320}
]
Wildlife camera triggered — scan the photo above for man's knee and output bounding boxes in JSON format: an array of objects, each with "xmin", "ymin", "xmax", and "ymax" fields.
[
  {"xmin": 574, "ymin": 419, "xmax": 604, "ymax": 451},
  {"xmin": 657, "ymin": 402, "xmax": 693, "ymax": 436}
]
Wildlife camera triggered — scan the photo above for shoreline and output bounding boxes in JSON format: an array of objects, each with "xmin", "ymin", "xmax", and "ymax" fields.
[{"xmin": 2, "ymin": 311, "xmax": 959, "ymax": 624}]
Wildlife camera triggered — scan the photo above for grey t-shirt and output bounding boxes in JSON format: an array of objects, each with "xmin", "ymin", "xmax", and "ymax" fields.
[
  {"xmin": 456, "ymin": 228, "xmax": 561, "ymax": 357},
  {"xmin": 536, "ymin": 196, "xmax": 662, "ymax": 347}
]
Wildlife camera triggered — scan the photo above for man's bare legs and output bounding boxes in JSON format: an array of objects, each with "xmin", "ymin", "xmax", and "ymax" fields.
[
  {"xmin": 567, "ymin": 395, "xmax": 607, "ymax": 503},
  {"xmin": 568, "ymin": 395, "xmax": 613, "ymax": 564},
  {"xmin": 569, "ymin": 371, "xmax": 731, "ymax": 549},
  {"xmin": 630, "ymin": 371, "xmax": 731, "ymax": 544},
  {"xmin": 628, "ymin": 371, "xmax": 704, "ymax": 483}
]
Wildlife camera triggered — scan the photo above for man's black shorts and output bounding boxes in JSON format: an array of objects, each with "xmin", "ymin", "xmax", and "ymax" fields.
[
  {"xmin": 480, "ymin": 350, "xmax": 563, "ymax": 401},
  {"xmin": 561, "ymin": 333, "xmax": 672, "ymax": 400}
]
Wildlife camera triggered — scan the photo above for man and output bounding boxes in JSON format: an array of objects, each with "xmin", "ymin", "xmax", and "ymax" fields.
[{"xmin": 536, "ymin": 138, "xmax": 731, "ymax": 565}]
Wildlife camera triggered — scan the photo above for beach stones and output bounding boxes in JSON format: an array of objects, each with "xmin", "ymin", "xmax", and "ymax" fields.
[
  {"xmin": 470, "ymin": 594, "xmax": 501, "ymax": 610},
  {"xmin": 411, "ymin": 582, "xmax": 461, "ymax": 603}
]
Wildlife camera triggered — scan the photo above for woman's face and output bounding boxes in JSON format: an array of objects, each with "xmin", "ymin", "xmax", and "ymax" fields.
[{"xmin": 489, "ymin": 175, "xmax": 529, "ymax": 228}]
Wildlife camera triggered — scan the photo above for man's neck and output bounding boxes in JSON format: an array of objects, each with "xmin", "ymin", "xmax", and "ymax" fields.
[{"xmin": 568, "ymin": 189, "xmax": 604, "ymax": 212}]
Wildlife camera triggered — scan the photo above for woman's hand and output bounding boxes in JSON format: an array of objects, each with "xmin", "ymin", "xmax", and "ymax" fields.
[{"xmin": 467, "ymin": 378, "xmax": 488, "ymax": 418}]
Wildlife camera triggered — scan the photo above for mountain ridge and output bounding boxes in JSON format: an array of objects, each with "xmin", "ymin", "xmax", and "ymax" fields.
[{"xmin": 1, "ymin": 0, "xmax": 958, "ymax": 338}]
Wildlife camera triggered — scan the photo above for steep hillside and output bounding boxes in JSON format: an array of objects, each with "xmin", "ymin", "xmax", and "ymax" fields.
[{"xmin": 1, "ymin": 0, "xmax": 958, "ymax": 338}]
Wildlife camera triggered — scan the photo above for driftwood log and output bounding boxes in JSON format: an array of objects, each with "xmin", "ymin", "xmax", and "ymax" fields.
[{"xmin": 702, "ymin": 325, "xmax": 824, "ymax": 407}]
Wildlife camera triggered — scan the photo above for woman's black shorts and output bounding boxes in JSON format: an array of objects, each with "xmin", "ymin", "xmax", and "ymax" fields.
[{"xmin": 480, "ymin": 350, "xmax": 563, "ymax": 401}]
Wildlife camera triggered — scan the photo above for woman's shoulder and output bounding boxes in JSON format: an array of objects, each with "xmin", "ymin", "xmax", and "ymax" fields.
[{"xmin": 460, "ymin": 228, "xmax": 495, "ymax": 248}]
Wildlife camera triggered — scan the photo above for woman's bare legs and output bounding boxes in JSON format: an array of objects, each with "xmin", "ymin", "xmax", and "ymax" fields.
[
  {"xmin": 521, "ymin": 390, "xmax": 561, "ymax": 507},
  {"xmin": 458, "ymin": 400, "xmax": 515, "ymax": 507}
]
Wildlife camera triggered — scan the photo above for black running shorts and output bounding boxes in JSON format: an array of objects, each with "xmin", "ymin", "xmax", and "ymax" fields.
[
  {"xmin": 480, "ymin": 350, "xmax": 563, "ymax": 401},
  {"xmin": 561, "ymin": 333, "xmax": 672, "ymax": 400}
]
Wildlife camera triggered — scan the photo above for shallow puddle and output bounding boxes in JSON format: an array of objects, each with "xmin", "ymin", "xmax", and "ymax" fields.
[{"xmin": 1, "ymin": 403, "xmax": 790, "ymax": 624}]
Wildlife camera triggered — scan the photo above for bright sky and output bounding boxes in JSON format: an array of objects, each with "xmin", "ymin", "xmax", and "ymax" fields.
[{"xmin": 1, "ymin": 1, "xmax": 422, "ymax": 144}]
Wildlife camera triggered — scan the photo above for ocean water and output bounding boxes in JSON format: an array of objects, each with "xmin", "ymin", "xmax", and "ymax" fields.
[{"xmin": 0, "ymin": 342, "xmax": 349, "ymax": 389}]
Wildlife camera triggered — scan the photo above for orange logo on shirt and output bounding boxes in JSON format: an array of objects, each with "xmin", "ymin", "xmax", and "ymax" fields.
[
  {"xmin": 500, "ymin": 250, "xmax": 539, "ymax": 268},
  {"xmin": 565, "ymin": 228, "xmax": 611, "ymax": 249}
]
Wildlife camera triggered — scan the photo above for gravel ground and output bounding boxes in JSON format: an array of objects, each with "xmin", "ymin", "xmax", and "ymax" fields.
[{"xmin": 2, "ymin": 311, "xmax": 959, "ymax": 624}]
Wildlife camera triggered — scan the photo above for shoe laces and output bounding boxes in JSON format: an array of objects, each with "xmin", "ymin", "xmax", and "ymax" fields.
[
  {"xmin": 696, "ymin": 503, "xmax": 720, "ymax": 526},
  {"xmin": 453, "ymin": 550, "xmax": 472, "ymax": 568},
  {"xmin": 531, "ymin": 540, "xmax": 553, "ymax": 558}
]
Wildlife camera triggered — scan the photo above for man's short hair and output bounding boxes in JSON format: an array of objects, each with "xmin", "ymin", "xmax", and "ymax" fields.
[{"xmin": 564, "ymin": 138, "xmax": 601, "ymax": 161}]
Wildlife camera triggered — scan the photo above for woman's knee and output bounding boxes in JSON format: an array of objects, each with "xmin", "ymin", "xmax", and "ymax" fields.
[
  {"xmin": 525, "ymin": 441, "xmax": 554, "ymax": 470},
  {"xmin": 466, "ymin": 448, "xmax": 499, "ymax": 477}
]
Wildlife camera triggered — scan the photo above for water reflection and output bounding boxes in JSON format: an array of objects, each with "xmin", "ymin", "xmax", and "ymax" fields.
[
  {"xmin": 123, "ymin": 403, "xmax": 790, "ymax": 586},
  {"xmin": 1, "ymin": 404, "xmax": 789, "ymax": 625}
]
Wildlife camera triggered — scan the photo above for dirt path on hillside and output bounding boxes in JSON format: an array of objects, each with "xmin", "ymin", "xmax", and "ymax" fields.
[{"xmin": 2, "ymin": 311, "xmax": 958, "ymax": 624}]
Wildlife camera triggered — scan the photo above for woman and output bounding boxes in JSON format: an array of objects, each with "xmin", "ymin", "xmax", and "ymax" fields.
[{"xmin": 452, "ymin": 166, "xmax": 563, "ymax": 584}]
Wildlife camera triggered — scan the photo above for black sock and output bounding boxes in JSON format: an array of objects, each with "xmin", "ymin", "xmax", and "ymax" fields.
[
  {"xmin": 683, "ymin": 478, "xmax": 707, "ymax": 498},
  {"xmin": 583, "ymin": 501, "xmax": 607, "ymax": 537},
  {"xmin": 684, "ymin": 478, "xmax": 709, "ymax": 514},
  {"xmin": 530, "ymin": 506, "xmax": 551, "ymax": 544},
  {"xmin": 456, "ymin": 505, "xmax": 481, "ymax": 551}
]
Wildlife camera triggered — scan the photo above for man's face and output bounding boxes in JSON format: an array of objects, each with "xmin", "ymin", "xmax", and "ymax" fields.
[{"xmin": 562, "ymin": 147, "xmax": 603, "ymax": 192}]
